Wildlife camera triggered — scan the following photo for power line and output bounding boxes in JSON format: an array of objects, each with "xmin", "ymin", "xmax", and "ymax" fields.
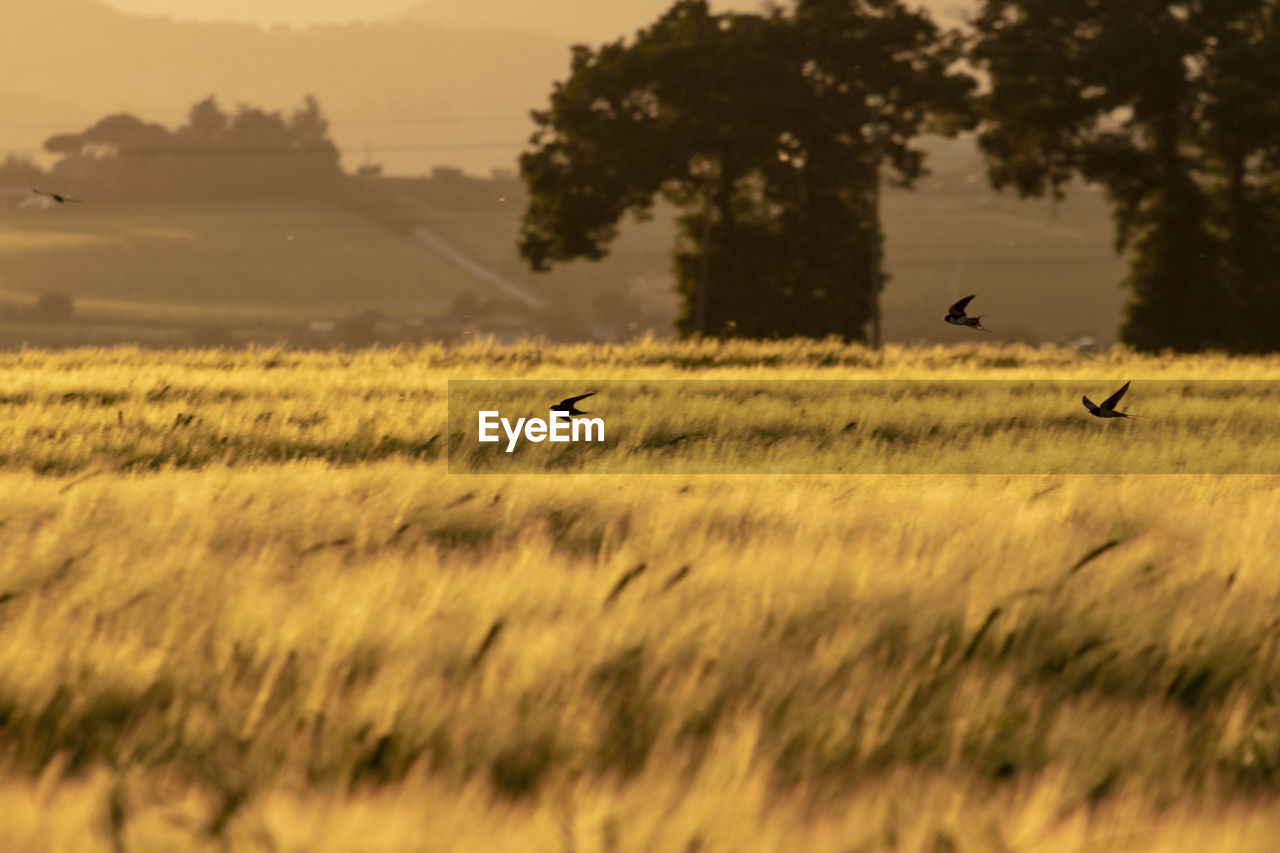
[
  {"xmin": 1, "ymin": 144, "xmax": 525, "ymax": 158},
  {"xmin": 331, "ymin": 116, "xmax": 534, "ymax": 126},
  {"xmin": 357, "ymin": 142, "xmax": 524, "ymax": 152},
  {"xmin": 0, "ymin": 115, "xmax": 533, "ymax": 130}
]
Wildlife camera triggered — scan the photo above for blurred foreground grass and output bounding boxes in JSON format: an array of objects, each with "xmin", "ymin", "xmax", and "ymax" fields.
[{"xmin": 1, "ymin": 340, "xmax": 1279, "ymax": 851}]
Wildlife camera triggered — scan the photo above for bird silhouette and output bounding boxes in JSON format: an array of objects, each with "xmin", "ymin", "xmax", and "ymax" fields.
[
  {"xmin": 31, "ymin": 188, "xmax": 82, "ymax": 205},
  {"xmin": 1082, "ymin": 380, "xmax": 1135, "ymax": 418},
  {"xmin": 944, "ymin": 294, "xmax": 986, "ymax": 330},
  {"xmin": 551, "ymin": 392, "xmax": 595, "ymax": 416}
]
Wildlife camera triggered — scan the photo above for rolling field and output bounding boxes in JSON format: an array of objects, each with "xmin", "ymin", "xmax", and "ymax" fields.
[
  {"xmin": 384, "ymin": 172, "xmax": 1130, "ymax": 345},
  {"xmin": 2, "ymin": 340, "xmax": 1280, "ymax": 852},
  {"xmin": 1, "ymin": 168, "xmax": 1126, "ymax": 346},
  {"xmin": 0, "ymin": 201, "xmax": 479, "ymax": 321}
]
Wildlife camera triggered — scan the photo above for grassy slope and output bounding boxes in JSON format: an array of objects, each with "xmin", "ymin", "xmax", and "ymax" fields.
[
  {"xmin": 385, "ymin": 180, "xmax": 677, "ymax": 298},
  {"xmin": 880, "ymin": 189, "xmax": 1125, "ymax": 342},
  {"xmin": 0, "ymin": 341, "xmax": 1278, "ymax": 851},
  {"xmin": 392, "ymin": 171, "xmax": 1129, "ymax": 344},
  {"xmin": 0, "ymin": 167, "xmax": 1124, "ymax": 344},
  {"xmin": 0, "ymin": 201, "xmax": 481, "ymax": 321}
]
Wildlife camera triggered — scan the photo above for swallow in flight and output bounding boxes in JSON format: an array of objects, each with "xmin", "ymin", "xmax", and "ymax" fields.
[
  {"xmin": 551, "ymin": 392, "xmax": 595, "ymax": 416},
  {"xmin": 944, "ymin": 294, "xmax": 986, "ymax": 330},
  {"xmin": 32, "ymin": 188, "xmax": 82, "ymax": 204},
  {"xmin": 1082, "ymin": 380, "xmax": 1135, "ymax": 418}
]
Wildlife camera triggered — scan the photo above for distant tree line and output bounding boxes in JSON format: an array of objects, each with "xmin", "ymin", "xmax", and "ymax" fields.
[
  {"xmin": 522, "ymin": 0, "xmax": 1280, "ymax": 352},
  {"xmin": 36, "ymin": 95, "xmax": 342, "ymax": 201}
]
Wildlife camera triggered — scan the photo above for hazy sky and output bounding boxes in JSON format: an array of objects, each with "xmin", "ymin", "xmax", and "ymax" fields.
[
  {"xmin": 99, "ymin": 1, "xmax": 776, "ymax": 38},
  {"xmin": 28, "ymin": 0, "xmax": 971, "ymax": 175}
]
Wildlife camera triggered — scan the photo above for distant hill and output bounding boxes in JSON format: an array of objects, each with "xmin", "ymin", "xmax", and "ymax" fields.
[
  {"xmin": 394, "ymin": 0, "xmax": 746, "ymax": 42},
  {"xmin": 0, "ymin": 0, "xmax": 569, "ymax": 176},
  {"xmin": 393, "ymin": 0, "xmax": 974, "ymax": 41},
  {"xmin": 2, "ymin": 1, "xmax": 977, "ymax": 178},
  {"xmin": 101, "ymin": 0, "xmax": 413, "ymax": 28}
]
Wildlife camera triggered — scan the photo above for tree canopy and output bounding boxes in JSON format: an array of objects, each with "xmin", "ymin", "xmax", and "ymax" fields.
[
  {"xmin": 972, "ymin": 0, "xmax": 1280, "ymax": 352},
  {"xmin": 520, "ymin": 0, "xmax": 974, "ymax": 339}
]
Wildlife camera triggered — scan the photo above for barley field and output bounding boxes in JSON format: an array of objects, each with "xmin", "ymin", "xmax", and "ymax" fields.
[{"xmin": 2, "ymin": 340, "xmax": 1280, "ymax": 852}]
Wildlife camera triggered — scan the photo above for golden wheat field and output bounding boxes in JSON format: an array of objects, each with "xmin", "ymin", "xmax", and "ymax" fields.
[{"xmin": 2, "ymin": 339, "xmax": 1280, "ymax": 852}]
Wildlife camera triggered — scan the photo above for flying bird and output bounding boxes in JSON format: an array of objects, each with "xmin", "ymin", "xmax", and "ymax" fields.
[
  {"xmin": 944, "ymin": 294, "xmax": 986, "ymax": 330},
  {"xmin": 1082, "ymin": 380, "xmax": 1135, "ymax": 418},
  {"xmin": 31, "ymin": 188, "xmax": 82, "ymax": 205},
  {"xmin": 551, "ymin": 392, "xmax": 595, "ymax": 416}
]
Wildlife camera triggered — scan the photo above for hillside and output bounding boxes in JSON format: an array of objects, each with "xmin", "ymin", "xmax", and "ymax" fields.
[
  {"xmin": 0, "ymin": 200, "xmax": 480, "ymax": 335},
  {"xmin": 394, "ymin": 0, "xmax": 974, "ymax": 38},
  {"xmin": 3, "ymin": 0, "xmax": 977, "ymax": 178},
  {"xmin": 0, "ymin": 0, "xmax": 568, "ymax": 176},
  {"xmin": 0, "ymin": 164, "xmax": 1125, "ymax": 346},
  {"xmin": 364, "ymin": 158, "xmax": 1127, "ymax": 345},
  {"xmin": 395, "ymin": 0, "xmax": 767, "ymax": 41}
]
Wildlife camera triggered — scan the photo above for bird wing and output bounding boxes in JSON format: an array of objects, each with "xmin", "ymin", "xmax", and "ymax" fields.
[
  {"xmin": 1082, "ymin": 395, "xmax": 1098, "ymax": 412},
  {"xmin": 32, "ymin": 188, "xmax": 80, "ymax": 204},
  {"xmin": 557, "ymin": 392, "xmax": 595, "ymax": 407},
  {"xmin": 948, "ymin": 294, "xmax": 976, "ymax": 315},
  {"xmin": 1100, "ymin": 380, "xmax": 1130, "ymax": 410}
]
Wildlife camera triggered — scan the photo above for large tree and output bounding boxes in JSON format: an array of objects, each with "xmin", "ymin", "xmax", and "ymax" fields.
[
  {"xmin": 972, "ymin": 0, "xmax": 1280, "ymax": 352},
  {"xmin": 519, "ymin": 0, "xmax": 973, "ymax": 340}
]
